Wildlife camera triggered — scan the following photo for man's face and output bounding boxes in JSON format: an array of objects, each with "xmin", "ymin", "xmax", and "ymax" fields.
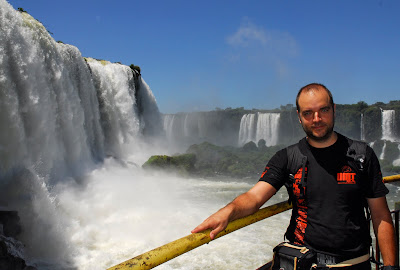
[{"xmin": 297, "ymin": 88, "xmax": 335, "ymax": 143}]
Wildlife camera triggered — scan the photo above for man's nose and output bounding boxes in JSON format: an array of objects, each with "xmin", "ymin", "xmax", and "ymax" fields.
[{"xmin": 313, "ymin": 112, "xmax": 321, "ymax": 122}]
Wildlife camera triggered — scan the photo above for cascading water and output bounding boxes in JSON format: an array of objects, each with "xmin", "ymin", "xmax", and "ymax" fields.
[
  {"xmin": 238, "ymin": 113, "xmax": 280, "ymax": 146},
  {"xmin": 86, "ymin": 58, "xmax": 141, "ymax": 157},
  {"xmin": 0, "ymin": 2, "xmax": 165, "ymax": 268},
  {"xmin": 380, "ymin": 109, "xmax": 400, "ymax": 164},
  {"xmin": 163, "ymin": 114, "xmax": 176, "ymax": 142},
  {"xmin": 360, "ymin": 113, "xmax": 365, "ymax": 141},
  {"xmin": 255, "ymin": 113, "xmax": 280, "ymax": 147},
  {"xmin": 238, "ymin": 114, "xmax": 256, "ymax": 146},
  {"xmin": 381, "ymin": 110, "xmax": 397, "ymax": 142}
]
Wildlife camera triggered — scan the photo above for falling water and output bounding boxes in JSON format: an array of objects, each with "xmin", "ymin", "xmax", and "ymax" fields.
[
  {"xmin": 255, "ymin": 113, "xmax": 280, "ymax": 146},
  {"xmin": 238, "ymin": 114, "xmax": 257, "ymax": 146},
  {"xmin": 163, "ymin": 114, "xmax": 176, "ymax": 142},
  {"xmin": 360, "ymin": 113, "xmax": 365, "ymax": 141},
  {"xmin": 380, "ymin": 142, "xmax": 387, "ymax": 160},
  {"xmin": 380, "ymin": 110, "xmax": 400, "ymax": 163},
  {"xmin": 238, "ymin": 113, "xmax": 280, "ymax": 146},
  {"xmin": 381, "ymin": 110, "xmax": 397, "ymax": 142},
  {"xmin": 0, "ymin": 1, "xmax": 162, "ymax": 268}
]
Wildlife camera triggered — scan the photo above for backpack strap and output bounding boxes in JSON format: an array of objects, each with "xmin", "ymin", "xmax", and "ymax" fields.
[
  {"xmin": 285, "ymin": 143, "xmax": 308, "ymax": 204},
  {"xmin": 346, "ymin": 138, "xmax": 367, "ymax": 173}
]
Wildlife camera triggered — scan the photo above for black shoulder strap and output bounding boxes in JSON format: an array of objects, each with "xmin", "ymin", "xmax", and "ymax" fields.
[
  {"xmin": 287, "ymin": 143, "xmax": 307, "ymax": 175},
  {"xmin": 285, "ymin": 142, "xmax": 308, "ymax": 204},
  {"xmin": 346, "ymin": 138, "xmax": 367, "ymax": 173},
  {"xmin": 345, "ymin": 138, "xmax": 372, "ymax": 221}
]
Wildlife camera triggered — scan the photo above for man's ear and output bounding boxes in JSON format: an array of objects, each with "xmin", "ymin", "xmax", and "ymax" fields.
[{"xmin": 297, "ymin": 110, "xmax": 302, "ymax": 123}]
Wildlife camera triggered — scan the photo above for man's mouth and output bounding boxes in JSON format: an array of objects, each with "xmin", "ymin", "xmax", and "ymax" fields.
[{"xmin": 312, "ymin": 124, "xmax": 325, "ymax": 130}]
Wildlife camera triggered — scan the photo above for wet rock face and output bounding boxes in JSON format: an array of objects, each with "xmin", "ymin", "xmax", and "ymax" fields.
[
  {"xmin": 0, "ymin": 211, "xmax": 37, "ymax": 270},
  {"xmin": 0, "ymin": 210, "xmax": 22, "ymax": 237}
]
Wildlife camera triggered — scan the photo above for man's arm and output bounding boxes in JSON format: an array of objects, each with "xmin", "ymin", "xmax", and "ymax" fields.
[
  {"xmin": 367, "ymin": 196, "xmax": 396, "ymax": 266},
  {"xmin": 191, "ymin": 181, "xmax": 277, "ymax": 239}
]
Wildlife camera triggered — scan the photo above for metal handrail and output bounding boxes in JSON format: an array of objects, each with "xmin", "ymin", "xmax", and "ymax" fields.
[{"xmin": 107, "ymin": 174, "xmax": 400, "ymax": 270}]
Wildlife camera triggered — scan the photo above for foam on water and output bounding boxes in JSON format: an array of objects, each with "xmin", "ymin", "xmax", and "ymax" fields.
[{"xmin": 52, "ymin": 160, "xmax": 292, "ymax": 270}]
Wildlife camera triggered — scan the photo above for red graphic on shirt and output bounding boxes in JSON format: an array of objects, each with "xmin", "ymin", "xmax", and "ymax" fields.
[
  {"xmin": 260, "ymin": 166, "xmax": 270, "ymax": 178},
  {"xmin": 337, "ymin": 166, "xmax": 356, "ymax": 184},
  {"xmin": 292, "ymin": 167, "xmax": 308, "ymax": 245}
]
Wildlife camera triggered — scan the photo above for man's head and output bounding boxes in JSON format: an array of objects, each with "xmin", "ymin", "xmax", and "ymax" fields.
[
  {"xmin": 296, "ymin": 83, "xmax": 336, "ymax": 147},
  {"xmin": 296, "ymin": 83, "xmax": 334, "ymax": 112}
]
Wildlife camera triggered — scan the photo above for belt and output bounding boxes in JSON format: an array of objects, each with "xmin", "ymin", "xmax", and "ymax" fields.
[{"xmin": 314, "ymin": 253, "xmax": 370, "ymax": 268}]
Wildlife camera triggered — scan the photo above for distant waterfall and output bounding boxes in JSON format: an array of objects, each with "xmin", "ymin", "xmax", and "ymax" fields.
[
  {"xmin": 256, "ymin": 113, "xmax": 280, "ymax": 146},
  {"xmin": 381, "ymin": 110, "xmax": 397, "ymax": 142},
  {"xmin": 162, "ymin": 111, "xmax": 241, "ymax": 150},
  {"xmin": 238, "ymin": 113, "xmax": 280, "ymax": 146},
  {"xmin": 238, "ymin": 114, "xmax": 256, "ymax": 146},
  {"xmin": 360, "ymin": 113, "xmax": 365, "ymax": 141},
  {"xmin": 163, "ymin": 114, "xmax": 178, "ymax": 141},
  {"xmin": 380, "ymin": 142, "xmax": 386, "ymax": 160},
  {"xmin": 393, "ymin": 145, "xmax": 400, "ymax": 166},
  {"xmin": 379, "ymin": 109, "xmax": 400, "ymax": 164}
]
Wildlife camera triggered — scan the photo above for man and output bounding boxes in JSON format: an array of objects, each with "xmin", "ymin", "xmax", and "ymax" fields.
[{"xmin": 192, "ymin": 83, "xmax": 396, "ymax": 269}]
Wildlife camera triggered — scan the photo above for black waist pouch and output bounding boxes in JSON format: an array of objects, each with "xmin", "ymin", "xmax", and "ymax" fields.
[{"xmin": 272, "ymin": 242, "xmax": 316, "ymax": 270}]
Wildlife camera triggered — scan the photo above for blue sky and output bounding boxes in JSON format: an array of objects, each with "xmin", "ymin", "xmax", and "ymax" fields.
[{"xmin": 6, "ymin": 0, "xmax": 400, "ymax": 114}]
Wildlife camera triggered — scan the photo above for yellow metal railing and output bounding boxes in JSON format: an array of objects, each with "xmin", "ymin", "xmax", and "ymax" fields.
[{"xmin": 107, "ymin": 174, "xmax": 400, "ymax": 270}]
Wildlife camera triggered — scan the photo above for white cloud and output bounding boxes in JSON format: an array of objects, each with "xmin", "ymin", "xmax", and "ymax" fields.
[
  {"xmin": 224, "ymin": 18, "xmax": 299, "ymax": 78},
  {"xmin": 226, "ymin": 20, "xmax": 269, "ymax": 47},
  {"xmin": 226, "ymin": 18, "xmax": 298, "ymax": 56}
]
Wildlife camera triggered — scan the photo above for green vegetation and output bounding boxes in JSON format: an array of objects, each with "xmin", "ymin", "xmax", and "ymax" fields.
[
  {"xmin": 142, "ymin": 153, "xmax": 196, "ymax": 176},
  {"xmin": 130, "ymin": 64, "xmax": 141, "ymax": 75},
  {"xmin": 184, "ymin": 141, "xmax": 283, "ymax": 178}
]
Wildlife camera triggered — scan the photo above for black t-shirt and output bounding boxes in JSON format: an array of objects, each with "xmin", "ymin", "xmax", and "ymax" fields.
[{"xmin": 259, "ymin": 133, "xmax": 389, "ymax": 257}]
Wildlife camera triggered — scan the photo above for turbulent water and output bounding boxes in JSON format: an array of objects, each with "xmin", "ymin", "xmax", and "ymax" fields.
[{"xmin": 0, "ymin": 1, "xmax": 399, "ymax": 270}]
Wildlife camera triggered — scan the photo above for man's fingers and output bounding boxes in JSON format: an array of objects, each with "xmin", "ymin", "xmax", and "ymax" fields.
[
  {"xmin": 191, "ymin": 219, "xmax": 213, "ymax": 234},
  {"xmin": 191, "ymin": 224, "xmax": 207, "ymax": 234}
]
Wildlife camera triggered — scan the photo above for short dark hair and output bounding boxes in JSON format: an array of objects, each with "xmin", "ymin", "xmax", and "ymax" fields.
[{"xmin": 296, "ymin": 83, "xmax": 334, "ymax": 112}]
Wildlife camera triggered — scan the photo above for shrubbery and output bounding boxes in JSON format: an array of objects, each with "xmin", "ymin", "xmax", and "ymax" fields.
[{"xmin": 142, "ymin": 153, "xmax": 196, "ymax": 175}]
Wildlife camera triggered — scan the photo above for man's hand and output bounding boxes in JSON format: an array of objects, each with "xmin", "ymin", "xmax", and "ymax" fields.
[
  {"xmin": 191, "ymin": 206, "xmax": 232, "ymax": 239},
  {"xmin": 191, "ymin": 182, "xmax": 277, "ymax": 240}
]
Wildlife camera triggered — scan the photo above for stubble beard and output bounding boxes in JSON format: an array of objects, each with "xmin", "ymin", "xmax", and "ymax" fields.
[{"xmin": 302, "ymin": 122, "xmax": 335, "ymax": 143}]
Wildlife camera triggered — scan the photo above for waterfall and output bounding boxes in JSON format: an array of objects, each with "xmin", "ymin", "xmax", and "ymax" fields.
[
  {"xmin": 0, "ymin": 8, "xmax": 99, "ymax": 183},
  {"xmin": 255, "ymin": 113, "xmax": 280, "ymax": 146},
  {"xmin": 0, "ymin": 1, "xmax": 162, "ymax": 266},
  {"xmin": 238, "ymin": 114, "xmax": 256, "ymax": 146},
  {"xmin": 360, "ymin": 113, "xmax": 365, "ymax": 141},
  {"xmin": 393, "ymin": 145, "xmax": 400, "ymax": 166},
  {"xmin": 381, "ymin": 109, "xmax": 397, "ymax": 142},
  {"xmin": 163, "ymin": 114, "xmax": 176, "ymax": 142},
  {"xmin": 238, "ymin": 113, "xmax": 280, "ymax": 146},
  {"xmin": 380, "ymin": 142, "xmax": 386, "ymax": 160}
]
